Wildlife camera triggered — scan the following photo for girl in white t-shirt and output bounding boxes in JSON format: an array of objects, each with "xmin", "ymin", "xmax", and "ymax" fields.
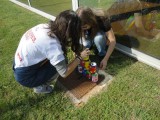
[{"xmin": 13, "ymin": 10, "xmax": 90, "ymax": 94}]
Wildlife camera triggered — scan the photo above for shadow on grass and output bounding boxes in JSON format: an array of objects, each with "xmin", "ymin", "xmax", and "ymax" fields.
[
  {"xmin": 105, "ymin": 34, "xmax": 140, "ymax": 76},
  {"xmin": 0, "ymin": 86, "xmax": 66, "ymax": 118},
  {"xmin": 106, "ymin": 49, "xmax": 137, "ymax": 76},
  {"xmin": 0, "ymin": 95, "xmax": 42, "ymax": 115},
  {"xmin": 89, "ymin": 48, "xmax": 137, "ymax": 76}
]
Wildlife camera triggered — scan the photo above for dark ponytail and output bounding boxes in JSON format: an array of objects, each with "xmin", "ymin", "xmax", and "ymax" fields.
[{"xmin": 48, "ymin": 10, "xmax": 82, "ymax": 56}]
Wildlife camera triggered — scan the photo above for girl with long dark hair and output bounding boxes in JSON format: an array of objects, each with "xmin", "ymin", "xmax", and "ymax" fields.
[{"xmin": 13, "ymin": 10, "xmax": 90, "ymax": 93}]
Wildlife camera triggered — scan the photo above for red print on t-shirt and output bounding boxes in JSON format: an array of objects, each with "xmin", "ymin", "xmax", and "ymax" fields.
[
  {"xmin": 17, "ymin": 52, "xmax": 22, "ymax": 62},
  {"xmin": 25, "ymin": 30, "xmax": 36, "ymax": 43}
]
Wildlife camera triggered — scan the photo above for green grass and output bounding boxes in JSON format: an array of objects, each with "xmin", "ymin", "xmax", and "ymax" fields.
[{"xmin": 0, "ymin": 1, "xmax": 160, "ymax": 120}]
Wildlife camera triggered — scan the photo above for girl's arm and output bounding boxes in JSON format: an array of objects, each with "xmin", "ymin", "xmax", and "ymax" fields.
[
  {"xmin": 100, "ymin": 28, "xmax": 116, "ymax": 69},
  {"xmin": 104, "ymin": 28, "xmax": 116, "ymax": 61}
]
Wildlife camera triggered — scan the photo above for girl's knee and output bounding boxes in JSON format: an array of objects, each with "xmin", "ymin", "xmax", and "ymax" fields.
[
  {"xmin": 94, "ymin": 34, "xmax": 105, "ymax": 45},
  {"xmin": 94, "ymin": 35, "xmax": 104, "ymax": 42}
]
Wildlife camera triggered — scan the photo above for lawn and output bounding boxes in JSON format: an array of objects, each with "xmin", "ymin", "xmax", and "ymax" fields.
[{"xmin": 0, "ymin": 1, "xmax": 160, "ymax": 120}]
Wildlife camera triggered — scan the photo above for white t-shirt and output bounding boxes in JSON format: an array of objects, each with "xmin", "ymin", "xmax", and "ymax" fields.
[{"xmin": 14, "ymin": 24, "xmax": 65, "ymax": 68}]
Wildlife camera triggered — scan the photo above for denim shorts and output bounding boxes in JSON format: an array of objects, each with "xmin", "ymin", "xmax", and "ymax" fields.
[{"xmin": 13, "ymin": 59, "xmax": 57, "ymax": 88}]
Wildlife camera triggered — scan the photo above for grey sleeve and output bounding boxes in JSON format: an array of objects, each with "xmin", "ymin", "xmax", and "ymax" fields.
[{"xmin": 54, "ymin": 60, "xmax": 67, "ymax": 77}]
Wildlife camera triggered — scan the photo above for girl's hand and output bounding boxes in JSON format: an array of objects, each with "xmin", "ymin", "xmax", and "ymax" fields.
[
  {"xmin": 80, "ymin": 48, "xmax": 90, "ymax": 59},
  {"xmin": 99, "ymin": 58, "xmax": 108, "ymax": 70}
]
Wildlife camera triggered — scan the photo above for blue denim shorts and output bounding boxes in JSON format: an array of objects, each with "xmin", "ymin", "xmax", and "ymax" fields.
[{"xmin": 13, "ymin": 59, "xmax": 57, "ymax": 88}]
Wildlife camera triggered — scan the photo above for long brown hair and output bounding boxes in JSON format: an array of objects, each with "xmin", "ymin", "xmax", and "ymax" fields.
[
  {"xmin": 48, "ymin": 10, "xmax": 82, "ymax": 56},
  {"xmin": 76, "ymin": 7, "xmax": 99, "ymax": 40}
]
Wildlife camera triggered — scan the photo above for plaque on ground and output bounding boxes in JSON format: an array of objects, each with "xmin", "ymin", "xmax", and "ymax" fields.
[{"xmin": 57, "ymin": 69, "xmax": 113, "ymax": 106}]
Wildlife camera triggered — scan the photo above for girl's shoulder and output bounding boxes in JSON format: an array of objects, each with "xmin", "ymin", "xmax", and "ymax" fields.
[
  {"xmin": 95, "ymin": 16, "xmax": 111, "ymax": 32},
  {"xmin": 96, "ymin": 16, "xmax": 110, "ymax": 25}
]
